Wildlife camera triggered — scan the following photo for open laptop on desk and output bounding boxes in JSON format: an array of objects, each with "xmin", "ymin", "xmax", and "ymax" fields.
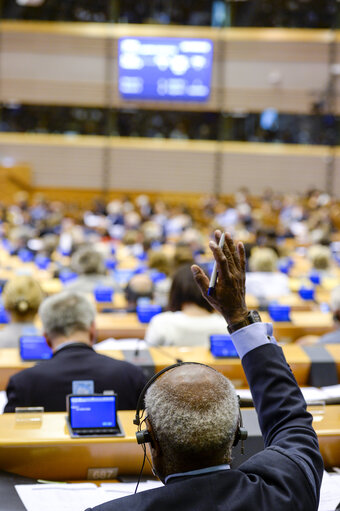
[{"xmin": 66, "ymin": 394, "xmax": 124, "ymax": 438}]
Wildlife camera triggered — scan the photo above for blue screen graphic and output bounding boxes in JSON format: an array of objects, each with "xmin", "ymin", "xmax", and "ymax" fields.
[
  {"xmin": 70, "ymin": 396, "xmax": 117, "ymax": 429},
  {"xmin": 118, "ymin": 37, "xmax": 214, "ymax": 102},
  {"xmin": 20, "ymin": 336, "xmax": 53, "ymax": 360}
]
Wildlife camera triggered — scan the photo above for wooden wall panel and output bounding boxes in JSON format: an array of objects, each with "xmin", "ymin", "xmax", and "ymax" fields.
[
  {"xmin": 224, "ymin": 39, "xmax": 329, "ymax": 113},
  {"xmin": 332, "ymin": 149, "xmax": 340, "ymax": 198},
  {"xmin": 0, "ymin": 134, "xmax": 106, "ymax": 189},
  {"xmin": 219, "ymin": 143, "xmax": 329, "ymax": 194},
  {"xmin": 0, "ymin": 22, "xmax": 335, "ymax": 112},
  {"xmin": 0, "ymin": 134, "xmax": 334, "ymax": 196},
  {"xmin": 108, "ymin": 139, "xmax": 217, "ymax": 193},
  {"xmin": 0, "ymin": 27, "xmax": 107, "ymax": 106}
]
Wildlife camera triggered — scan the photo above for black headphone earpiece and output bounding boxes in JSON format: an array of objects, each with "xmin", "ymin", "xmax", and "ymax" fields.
[
  {"xmin": 232, "ymin": 397, "xmax": 248, "ymax": 453},
  {"xmin": 136, "ymin": 429, "xmax": 153, "ymax": 445}
]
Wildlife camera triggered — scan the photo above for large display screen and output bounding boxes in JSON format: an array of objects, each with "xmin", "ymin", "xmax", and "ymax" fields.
[{"xmin": 118, "ymin": 37, "xmax": 214, "ymax": 102}]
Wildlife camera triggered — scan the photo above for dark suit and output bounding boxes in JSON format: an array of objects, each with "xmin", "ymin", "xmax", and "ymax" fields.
[
  {"xmin": 4, "ymin": 343, "xmax": 147, "ymax": 412},
  {"xmin": 87, "ymin": 344, "xmax": 323, "ymax": 511}
]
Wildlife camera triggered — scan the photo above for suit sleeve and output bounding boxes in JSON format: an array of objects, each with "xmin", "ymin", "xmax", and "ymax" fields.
[
  {"xmin": 241, "ymin": 343, "xmax": 323, "ymax": 507},
  {"xmin": 4, "ymin": 375, "xmax": 24, "ymax": 413}
]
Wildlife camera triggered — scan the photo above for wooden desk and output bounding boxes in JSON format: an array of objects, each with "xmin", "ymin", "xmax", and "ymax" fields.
[
  {"xmin": 0, "ymin": 411, "xmax": 149, "ymax": 480},
  {"xmin": 0, "ymin": 406, "xmax": 338, "ymax": 479},
  {"xmin": 0, "ymin": 302, "xmax": 331, "ymax": 344},
  {"xmin": 260, "ymin": 311, "xmax": 334, "ymax": 342},
  {"xmin": 0, "ymin": 344, "xmax": 339, "ymax": 391},
  {"xmin": 311, "ymin": 405, "xmax": 340, "ymax": 469},
  {"xmin": 94, "ymin": 311, "xmax": 335, "ymax": 343},
  {"xmin": 95, "ymin": 313, "xmax": 146, "ymax": 341}
]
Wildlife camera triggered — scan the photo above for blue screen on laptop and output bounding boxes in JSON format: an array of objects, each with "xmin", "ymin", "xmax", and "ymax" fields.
[
  {"xmin": 69, "ymin": 395, "xmax": 117, "ymax": 429},
  {"xmin": 118, "ymin": 37, "xmax": 214, "ymax": 102},
  {"xmin": 20, "ymin": 335, "xmax": 53, "ymax": 361}
]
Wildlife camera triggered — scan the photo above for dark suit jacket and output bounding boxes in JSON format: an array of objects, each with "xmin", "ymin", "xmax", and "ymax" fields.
[
  {"xmin": 4, "ymin": 343, "xmax": 147, "ymax": 412},
  {"xmin": 87, "ymin": 344, "xmax": 323, "ymax": 511}
]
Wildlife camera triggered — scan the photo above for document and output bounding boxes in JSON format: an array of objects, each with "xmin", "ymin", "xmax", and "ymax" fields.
[
  {"xmin": 318, "ymin": 471, "xmax": 340, "ymax": 511},
  {"xmin": 15, "ymin": 480, "xmax": 163, "ymax": 511},
  {"xmin": 15, "ymin": 483, "xmax": 111, "ymax": 511}
]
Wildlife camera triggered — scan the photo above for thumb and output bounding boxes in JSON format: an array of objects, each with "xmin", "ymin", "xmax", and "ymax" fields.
[{"xmin": 191, "ymin": 265, "xmax": 209, "ymax": 296}]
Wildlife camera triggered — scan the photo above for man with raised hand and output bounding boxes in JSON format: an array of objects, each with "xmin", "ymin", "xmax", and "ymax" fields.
[{"xmin": 87, "ymin": 230, "xmax": 323, "ymax": 511}]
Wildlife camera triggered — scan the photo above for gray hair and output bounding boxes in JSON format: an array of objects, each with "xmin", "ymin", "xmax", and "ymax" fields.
[
  {"xmin": 39, "ymin": 291, "xmax": 96, "ymax": 339},
  {"xmin": 71, "ymin": 246, "xmax": 106, "ymax": 275},
  {"xmin": 145, "ymin": 365, "xmax": 239, "ymax": 463}
]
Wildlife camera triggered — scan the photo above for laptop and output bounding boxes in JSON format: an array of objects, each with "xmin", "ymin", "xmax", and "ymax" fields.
[
  {"xmin": 19, "ymin": 335, "xmax": 53, "ymax": 361},
  {"xmin": 66, "ymin": 394, "xmax": 124, "ymax": 438},
  {"xmin": 210, "ymin": 335, "xmax": 239, "ymax": 358}
]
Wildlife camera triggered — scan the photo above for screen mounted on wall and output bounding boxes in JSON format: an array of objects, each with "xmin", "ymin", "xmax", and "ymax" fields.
[{"xmin": 118, "ymin": 37, "xmax": 214, "ymax": 102}]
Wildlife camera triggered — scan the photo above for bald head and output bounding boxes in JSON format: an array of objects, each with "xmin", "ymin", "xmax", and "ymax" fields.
[
  {"xmin": 144, "ymin": 363, "xmax": 239, "ymax": 480},
  {"xmin": 155, "ymin": 364, "xmax": 232, "ymax": 411}
]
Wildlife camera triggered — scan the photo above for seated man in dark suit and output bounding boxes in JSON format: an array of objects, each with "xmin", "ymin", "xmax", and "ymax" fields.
[
  {"xmin": 4, "ymin": 291, "xmax": 147, "ymax": 412},
  {"xmin": 87, "ymin": 231, "xmax": 323, "ymax": 511}
]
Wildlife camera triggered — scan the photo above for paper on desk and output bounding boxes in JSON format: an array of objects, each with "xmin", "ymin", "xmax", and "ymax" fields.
[
  {"xmin": 15, "ymin": 483, "xmax": 111, "ymax": 511},
  {"xmin": 94, "ymin": 339, "xmax": 147, "ymax": 351},
  {"xmin": 0, "ymin": 390, "xmax": 7, "ymax": 414},
  {"xmin": 321, "ymin": 384, "xmax": 340, "ymax": 400},
  {"xmin": 237, "ymin": 386, "xmax": 340, "ymax": 405},
  {"xmin": 318, "ymin": 471, "xmax": 340, "ymax": 511},
  {"xmin": 300, "ymin": 387, "xmax": 327, "ymax": 403},
  {"xmin": 15, "ymin": 480, "xmax": 164, "ymax": 511}
]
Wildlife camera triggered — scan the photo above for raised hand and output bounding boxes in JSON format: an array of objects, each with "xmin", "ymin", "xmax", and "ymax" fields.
[{"xmin": 191, "ymin": 230, "xmax": 248, "ymax": 325}]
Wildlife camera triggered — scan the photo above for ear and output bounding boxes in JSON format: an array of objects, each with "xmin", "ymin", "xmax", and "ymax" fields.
[
  {"xmin": 89, "ymin": 322, "xmax": 96, "ymax": 345},
  {"xmin": 146, "ymin": 417, "xmax": 161, "ymax": 456},
  {"xmin": 44, "ymin": 333, "xmax": 53, "ymax": 349}
]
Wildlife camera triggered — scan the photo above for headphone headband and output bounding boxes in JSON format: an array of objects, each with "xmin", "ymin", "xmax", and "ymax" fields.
[{"xmin": 134, "ymin": 361, "xmax": 247, "ymax": 452}]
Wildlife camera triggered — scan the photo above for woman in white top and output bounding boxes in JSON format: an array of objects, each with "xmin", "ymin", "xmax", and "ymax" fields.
[{"xmin": 145, "ymin": 265, "xmax": 227, "ymax": 347}]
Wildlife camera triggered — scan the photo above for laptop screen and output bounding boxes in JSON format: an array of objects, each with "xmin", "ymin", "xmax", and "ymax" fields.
[
  {"xmin": 19, "ymin": 335, "xmax": 53, "ymax": 361},
  {"xmin": 69, "ymin": 395, "xmax": 118, "ymax": 430}
]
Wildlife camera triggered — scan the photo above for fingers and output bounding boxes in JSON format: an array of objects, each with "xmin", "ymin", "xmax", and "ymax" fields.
[
  {"xmin": 237, "ymin": 241, "xmax": 246, "ymax": 274},
  {"xmin": 214, "ymin": 230, "xmax": 245, "ymax": 272},
  {"xmin": 191, "ymin": 265, "xmax": 210, "ymax": 297}
]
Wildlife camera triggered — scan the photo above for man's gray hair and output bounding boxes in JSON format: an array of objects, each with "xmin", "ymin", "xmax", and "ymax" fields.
[
  {"xmin": 145, "ymin": 365, "xmax": 239, "ymax": 463},
  {"xmin": 39, "ymin": 291, "xmax": 96, "ymax": 339}
]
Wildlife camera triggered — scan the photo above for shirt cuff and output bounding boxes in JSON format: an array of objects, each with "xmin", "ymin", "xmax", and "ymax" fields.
[{"xmin": 230, "ymin": 322, "xmax": 277, "ymax": 360}]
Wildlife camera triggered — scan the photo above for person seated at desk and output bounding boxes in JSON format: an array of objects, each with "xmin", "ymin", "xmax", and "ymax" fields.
[
  {"xmin": 65, "ymin": 246, "xmax": 117, "ymax": 294},
  {"xmin": 145, "ymin": 264, "xmax": 227, "ymax": 347},
  {"xmin": 245, "ymin": 246, "xmax": 290, "ymax": 304},
  {"xmin": 0, "ymin": 275, "xmax": 43, "ymax": 348},
  {"xmin": 88, "ymin": 231, "xmax": 323, "ymax": 511},
  {"xmin": 4, "ymin": 291, "xmax": 147, "ymax": 412},
  {"xmin": 125, "ymin": 274, "xmax": 154, "ymax": 312}
]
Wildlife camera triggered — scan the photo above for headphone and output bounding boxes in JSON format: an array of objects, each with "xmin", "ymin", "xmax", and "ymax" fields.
[{"xmin": 133, "ymin": 361, "xmax": 248, "ymax": 452}]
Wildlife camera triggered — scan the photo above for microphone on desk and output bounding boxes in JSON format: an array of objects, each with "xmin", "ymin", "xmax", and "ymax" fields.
[{"xmin": 135, "ymin": 338, "xmax": 183, "ymax": 364}]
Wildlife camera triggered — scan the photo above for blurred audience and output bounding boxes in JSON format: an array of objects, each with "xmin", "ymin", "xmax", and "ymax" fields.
[
  {"xmin": 125, "ymin": 274, "xmax": 154, "ymax": 312},
  {"xmin": 246, "ymin": 247, "xmax": 290, "ymax": 303},
  {"xmin": 65, "ymin": 246, "xmax": 117, "ymax": 293}
]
